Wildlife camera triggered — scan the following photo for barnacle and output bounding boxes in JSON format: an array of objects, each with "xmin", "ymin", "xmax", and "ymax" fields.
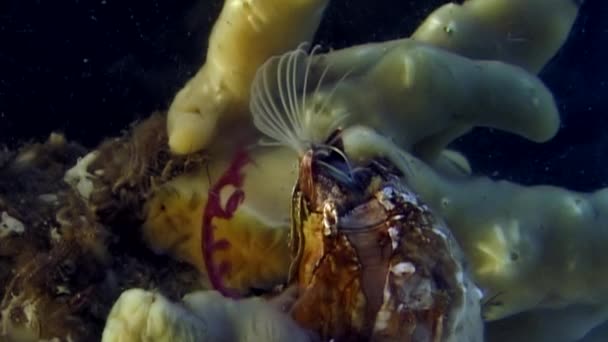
[{"xmin": 285, "ymin": 134, "xmax": 483, "ymax": 341}]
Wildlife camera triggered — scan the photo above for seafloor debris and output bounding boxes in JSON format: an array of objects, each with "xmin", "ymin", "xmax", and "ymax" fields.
[
  {"xmin": 0, "ymin": 128, "xmax": 203, "ymax": 341},
  {"xmin": 85, "ymin": 113, "xmax": 207, "ymax": 224}
]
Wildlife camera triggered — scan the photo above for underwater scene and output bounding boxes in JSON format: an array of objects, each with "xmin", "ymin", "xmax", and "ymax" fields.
[{"xmin": 0, "ymin": 0, "xmax": 606, "ymax": 341}]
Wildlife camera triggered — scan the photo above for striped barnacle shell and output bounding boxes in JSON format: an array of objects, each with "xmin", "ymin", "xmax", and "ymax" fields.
[{"xmin": 288, "ymin": 136, "xmax": 483, "ymax": 341}]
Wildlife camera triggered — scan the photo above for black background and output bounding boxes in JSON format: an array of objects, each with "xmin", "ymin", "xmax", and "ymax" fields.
[{"xmin": 0, "ymin": 0, "xmax": 606, "ymax": 190}]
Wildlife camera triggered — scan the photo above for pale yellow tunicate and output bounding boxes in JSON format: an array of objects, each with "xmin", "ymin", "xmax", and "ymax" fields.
[
  {"xmin": 486, "ymin": 304, "xmax": 608, "ymax": 342},
  {"xmin": 340, "ymin": 126, "xmax": 608, "ymax": 323},
  {"xmin": 355, "ymin": 41, "xmax": 559, "ymax": 156},
  {"xmin": 102, "ymin": 289, "xmax": 213, "ymax": 342},
  {"xmin": 412, "ymin": 0, "xmax": 580, "ymax": 73},
  {"xmin": 102, "ymin": 289, "xmax": 313, "ymax": 342},
  {"xmin": 251, "ymin": 40, "xmax": 559, "ymax": 161},
  {"xmin": 167, "ymin": 0, "xmax": 329, "ymax": 154},
  {"xmin": 141, "ymin": 147, "xmax": 297, "ymax": 292}
]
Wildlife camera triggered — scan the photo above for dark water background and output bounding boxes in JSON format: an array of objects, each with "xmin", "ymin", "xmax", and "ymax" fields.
[{"xmin": 0, "ymin": 0, "xmax": 606, "ymax": 190}]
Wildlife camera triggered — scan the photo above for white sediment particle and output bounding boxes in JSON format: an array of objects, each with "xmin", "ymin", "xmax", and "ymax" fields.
[
  {"xmin": 63, "ymin": 151, "xmax": 99, "ymax": 200},
  {"xmin": 50, "ymin": 226, "xmax": 62, "ymax": 243},
  {"xmin": 455, "ymin": 270, "xmax": 464, "ymax": 284},
  {"xmin": 56, "ymin": 285, "xmax": 71, "ymax": 295},
  {"xmin": 432, "ymin": 226, "xmax": 448, "ymax": 240},
  {"xmin": 399, "ymin": 189, "xmax": 418, "ymax": 205},
  {"xmin": 391, "ymin": 262, "xmax": 416, "ymax": 276},
  {"xmin": 0, "ymin": 211, "xmax": 25, "ymax": 238},
  {"xmin": 376, "ymin": 187, "xmax": 396, "ymax": 210},
  {"xmin": 388, "ymin": 226, "xmax": 400, "ymax": 250},
  {"xmin": 474, "ymin": 286, "xmax": 484, "ymax": 300},
  {"xmin": 323, "ymin": 201, "xmax": 338, "ymax": 236}
]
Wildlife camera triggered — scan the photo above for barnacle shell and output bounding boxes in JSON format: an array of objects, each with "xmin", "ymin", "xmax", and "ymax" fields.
[{"xmin": 288, "ymin": 144, "xmax": 483, "ymax": 341}]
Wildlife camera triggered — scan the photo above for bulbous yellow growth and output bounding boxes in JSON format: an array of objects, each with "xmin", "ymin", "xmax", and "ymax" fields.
[
  {"xmin": 142, "ymin": 148, "xmax": 298, "ymax": 293},
  {"xmin": 412, "ymin": 0, "xmax": 579, "ymax": 73},
  {"xmin": 167, "ymin": 0, "xmax": 329, "ymax": 155},
  {"xmin": 340, "ymin": 126, "xmax": 608, "ymax": 323}
]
